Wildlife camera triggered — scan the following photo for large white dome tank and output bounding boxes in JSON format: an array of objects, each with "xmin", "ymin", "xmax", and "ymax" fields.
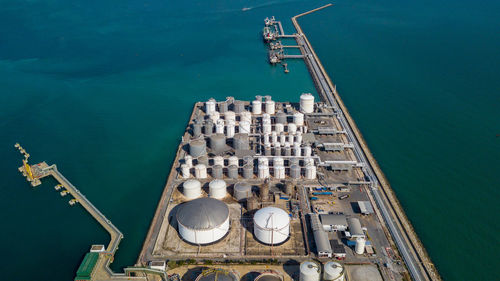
[
  {"xmin": 209, "ymin": 179, "xmax": 227, "ymax": 199},
  {"xmin": 253, "ymin": 206, "xmax": 290, "ymax": 245},
  {"xmin": 323, "ymin": 261, "xmax": 345, "ymax": 281},
  {"xmin": 176, "ymin": 198, "xmax": 230, "ymax": 245},
  {"xmin": 183, "ymin": 179, "xmax": 201, "ymax": 199},
  {"xmin": 299, "ymin": 261, "xmax": 321, "ymax": 281},
  {"xmin": 300, "ymin": 93, "xmax": 315, "ymax": 113}
]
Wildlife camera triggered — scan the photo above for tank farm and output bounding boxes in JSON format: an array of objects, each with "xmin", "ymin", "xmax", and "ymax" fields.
[{"xmin": 16, "ymin": 5, "xmax": 440, "ymax": 281}]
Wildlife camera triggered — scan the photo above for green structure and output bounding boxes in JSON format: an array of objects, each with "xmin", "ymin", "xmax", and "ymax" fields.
[{"xmin": 75, "ymin": 252, "xmax": 99, "ymax": 281}]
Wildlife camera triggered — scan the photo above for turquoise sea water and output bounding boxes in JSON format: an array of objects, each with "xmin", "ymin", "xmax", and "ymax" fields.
[{"xmin": 0, "ymin": 0, "xmax": 498, "ymax": 280}]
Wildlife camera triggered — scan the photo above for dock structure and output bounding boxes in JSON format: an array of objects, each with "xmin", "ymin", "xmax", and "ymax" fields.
[
  {"xmin": 16, "ymin": 147, "xmax": 166, "ymax": 281},
  {"xmin": 288, "ymin": 4, "xmax": 440, "ymax": 281}
]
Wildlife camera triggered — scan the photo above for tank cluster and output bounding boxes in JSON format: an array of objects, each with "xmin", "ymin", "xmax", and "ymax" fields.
[
  {"xmin": 300, "ymin": 261, "xmax": 345, "ymax": 281},
  {"xmin": 181, "ymin": 94, "xmax": 318, "ymax": 181}
]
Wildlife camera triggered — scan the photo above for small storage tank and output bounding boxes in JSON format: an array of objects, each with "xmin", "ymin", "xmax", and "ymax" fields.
[
  {"xmin": 241, "ymin": 111, "xmax": 252, "ymax": 123},
  {"xmin": 233, "ymin": 183, "xmax": 252, "ymax": 201},
  {"xmin": 305, "ymin": 165, "xmax": 316, "ymax": 179},
  {"xmin": 243, "ymin": 164, "xmax": 254, "ymax": 179},
  {"xmin": 288, "ymin": 123, "xmax": 297, "ymax": 134},
  {"xmin": 197, "ymin": 155, "xmax": 209, "ymax": 166},
  {"xmin": 239, "ymin": 120, "xmax": 251, "ymax": 134},
  {"xmin": 293, "ymin": 112, "xmax": 304, "ymax": 126},
  {"xmin": 304, "ymin": 146, "xmax": 312, "ymax": 157},
  {"xmin": 264, "ymin": 144, "xmax": 272, "ymax": 156},
  {"xmin": 276, "ymin": 111, "xmax": 287, "ymax": 124},
  {"xmin": 213, "ymin": 156, "xmax": 224, "ymax": 167},
  {"xmin": 271, "ymin": 132, "xmax": 278, "ymax": 144},
  {"xmin": 258, "ymin": 165, "xmax": 270, "ymax": 179},
  {"xmin": 228, "ymin": 156, "xmax": 239, "ymax": 167},
  {"xmin": 265, "ymin": 100, "xmax": 275, "ymax": 115},
  {"xmin": 290, "ymin": 164, "xmax": 301, "ymax": 179},
  {"xmin": 183, "ymin": 179, "xmax": 201, "ymax": 199},
  {"xmin": 258, "ymin": 157, "xmax": 269, "ymax": 167},
  {"xmin": 296, "ymin": 132, "xmax": 303, "ymax": 144},
  {"xmin": 299, "ymin": 261, "xmax": 321, "ymax": 281},
  {"xmin": 210, "ymin": 134, "xmax": 226, "ymax": 152},
  {"xmin": 274, "ymin": 165, "xmax": 285, "ymax": 179},
  {"xmin": 181, "ymin": 164, "xmax": 190, "ymax": 179},
  {"xmin": 263, "ymin": 123, "xmax": 272, "ymax": 134},
  {"xmin": 288, "ymin": 134, "xmax": 295, "ymax": 146},
  {"xmin": 219, "ymin": 101, "xmax": 228, "ymax": 113},
  {"xmin": 294, "ymin": 144, "xmax": 302, "ymax": 156},
  {"xmin": 209, "ymin": 179, "xmax": 227, "ymax": 199},
  {"xmin": 194, "ymin": 164, "xmax": 207, "ymax": 179},
  {"xmin": 273, "ymin": 157, "xmax": 284, "ymax": 167},
  {"xmin": 275, "ymin": 123, "xmax": 284, "ymax": 134},
  {"xmin": 233, "ymin": 133, "xmax": 250, "ymax": 150},
  {"xmin": 252, "ymin": 99, "xmax": 262, "ymax": 114},
  {"xmin": 225, "ymin": 111, "xmax": 236, "ymax": 122},
  {"xmin": 190, "ymin": 139, "xmax": 207, "ymax": 157},
  {"xmin": 355, "ymin": 237, "xmax": 366, "ymax": 255},
  {"xmin": 212, "ymin": 164, "xmax": 223, "ymax": 179},
  {"xmin": 260, "ymin": 183, "xmax": 269, "ymax": 201},
  {"xmin": 193, "ymin": 122, "xmax": 202, "ymax": 138},
  {"xmin": 243, "ymin": 156, "xmax": 254, "ymax": 166},
  {"xmin": 205, "ymin": 98, "xmax": 216, "ymax": 115},
  {"xmin": 323, "ymin": 261, "xmax": 345, "ymax": 281},
  {"xmin": 216, "ymin": 119, "xmax": 225, "ymax": 134},
  {"xmin": 176, "ymin": 198, "xmax": 229, "ymax": 245},
  {"xmin": 274, "ymin": 146, "xmax": 282, "ymax": 157},
  {"xmin": 226, "ymin": 120, "xmax": 235, "ymax": 138},
  {"xmin": 300, "ymin": 93, "xmax": 315, "ymax": 113},
  {"xmin": 184, "ymin": 155, "xmax": 193, "ymax": 168},
  {"xmin": 253, "ymin": 207, "xmax": 290, "ymax": 245},
  {"xmin": 279, "ymin": 134, "xmax": 286, "ymax": 146},
  {"xmin": 233, "ymin": 100, "xmax": 245, "ymax": 113},
  {"xmin": 204, "ymin": 119, "xmax": 214, "ymax": 136},
  {"xmin": 209, "ymin": 111, "xmax": 220, "ymax": 123},
  {"xmin": 289, "ymin": 157, "xmax": 300, "ymax": 167},
  {"xmin": 228, "ymin": 165, "xmax": 238, "ymax": 179}
]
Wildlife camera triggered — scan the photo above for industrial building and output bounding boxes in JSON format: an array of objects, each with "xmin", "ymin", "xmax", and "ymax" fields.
[
  {"xmin": 310, "ymin": 214, "xmax": 332, "ymax": 258},
  {"xmin": 357, "ymin": 201, "xmax": 374, "ymax": 215},
  {"xmin": 319, "ymin": 214, "xmax": 348, "ymax": 232},
  {"xmin": 346, "ymin": 217, "xmax": 365, "ymax": 239}
]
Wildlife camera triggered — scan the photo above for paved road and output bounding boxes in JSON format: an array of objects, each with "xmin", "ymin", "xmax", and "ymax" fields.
[{"xmin": 292, "ymin": 26, "xmax": 427, "ymax": 281}]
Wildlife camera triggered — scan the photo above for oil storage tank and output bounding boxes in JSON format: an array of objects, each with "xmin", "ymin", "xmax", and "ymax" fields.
[
  {"xmin": 209, "ymin": 179, "xmax": 227, "ymax": 199},
  {"xmin": 233, "ymin": 183, "xmax": 252, "ymax": 201},
  {"xmin": 176, "ymin": 197, "xmax": 230, "ymax": 245},
  {"xmin": 299, "ymin": 261, "xmax": 320, "ymax": 281},
  {"xmin": 253, "ymin": 206, "xmax": 290, "ymax": 245},
  {"xmin": 183, "ymin": 179, "xmax": 201, "ymax": 199},
  {"xmin": 254, "ymin": 272, "xmax": 282, "ymax": 281},
  {"xmin": 323, "ymin": 261, "xmax": 345, "ymax": 281},
  {"xmin": 195, "ymin": 269, "xmax": 239, "ymax": 281}
]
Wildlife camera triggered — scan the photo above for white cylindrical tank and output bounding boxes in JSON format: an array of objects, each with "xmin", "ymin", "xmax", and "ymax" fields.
[
  {"xmin": 239, "ymin": 120, "xmax": 251, "ymax": 134},
  {"xmin": 263, "ymin": 133, "xmax": 270, "ymax": 145},
  {"xmin": 305, "ymin": 165, "xmax": 316, "ymax": 179},
  {"xmin": 241, "ymin": 111, "xmax": 252, "ymax": 122},
  {"xmin": 252, "ymin": 100, "xmax": 262, "ymax": 115},
  {"xmin": 293, "ymin": 112, "xmax": 304, "ymax": 126},
  {"xmin": 209, "ymin": 179, "xmax": 227, "ymax": 199},
  {"xmin": 296, "ymin": 132, "xmax": 303, "ymax": 144},
  {"xmin": 355, "ymin": 237, "xmax": 366, "ymax": 255},
  {"xmin": 183, "ymin": 179, "xmax": 201, "ymax": 199},
  {"xmin": 184, "ymin": 155, "xmax": 193, "ymax": 168},
  {"xmin": 181, "ymin": 164, "xmax": 191, "ymax": 179},
  {"xmin": 300, "ymin": 93, "xmax": 315, "ymax": 113},
  {"xmin": 304, "ymin": 146, "xmax": 312, "ymax": 157},
  {"xmin": 225, "ymin": 111, "xmax": 236, "ymax": 122},
  {"xmin": 228, "ymin": 156, "xmax": 239, "ymax": 167},
  {"xmin": 323, "ymin": 262, "xmax": 345, "ymax": 281},
  {"xmin": 273, "ymin": 157, "xmax": 284, "ymax": 167},
  {"xmin": 258, "ymin": 165, "xmax": 270, "ymax": 179},
  {"xmin": 213, "ymin": 156, "xmax": 224, "ymax": 167},
  {"xmin": 288, "ymin": 123, "xmax": 297, "ymax": 134},
  {"xmin": 271, "ymin": 132, "xmax": 278, "ymax": 144},
  {"xmin": 274, "ymin": 165, "xmax": 285, "ymax": 179},
  {"xmin": 206, "ymin": 98, "xmax": 216, "ymax": 115},
  {"xmin": 226, "ymin": 120, "xmax": 235, "ymax": 138},
  {"xmin": 304, "ymin": 157, "xmax": 315, "ymax": 166},
  {"xmin": 216, "ymin": 119, "xmax": 225, "ymax": 134},
  {"xmin": 258, "ymin": 157, "xmax": 269, "ymax": 167},
  {"xmin": 176, "ymin": 198, "xmax": 229, "ymax": 244},
  {"xmin": 209, "ymin": 111, "xmax": 220, "ymax": 123},
  {"xmin": 194, "ymin": 164, "xmax": 207, "ymax": 179},
  {"xmin": 275, "ymin": 123, "xmax": 284, "ymax": 134},
  {"xmin": 287, "ymin": 134, "xmax": 295, "ymax": 146},
  {"xmin": 253, "ymin": 207, "xmax": 290, "ymax": 244},
  {"xmin": 265, "ymin": 100, "xmax": 275, "ymax": 114},
  {"xmin": 280, "ymin": 134, "xmax": 286, "ymax": 146},
  {"xmin": 299, "ymin": 261, "xmax": 321, "ymax": 281},
  {"xmin": 294, "ymin": 144, "xmax": 302, "ymax": 156},
  {"xmin": 263, "ymin": 123, "xmax": 272, "ymax": 134}
]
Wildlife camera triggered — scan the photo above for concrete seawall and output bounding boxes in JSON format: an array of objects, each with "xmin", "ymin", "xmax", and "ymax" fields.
[{"xmin": 291, "ymin": 6, "xmax": 441, "ymax": 281}]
